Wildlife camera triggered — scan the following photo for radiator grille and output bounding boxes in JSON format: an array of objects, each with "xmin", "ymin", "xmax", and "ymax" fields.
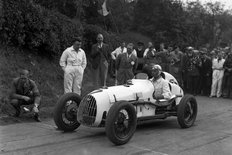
[{"xmin": 77, "ymin": 95, "xmax": 97, "ymax": 126}]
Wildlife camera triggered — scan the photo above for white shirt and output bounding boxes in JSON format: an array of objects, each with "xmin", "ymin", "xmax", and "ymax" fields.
[
  {"xmin": 111, "ymin": 46, "xmax": 127, "ymax": 60},
  {"xmin": 212, "ymin": 58, "xmax": 225, "ymax": 71},
  {"xmin": 143, "ymin": 48, "xmax": 156, "ymax": 57},
  {"xmin": 60, "ymin": 46, "xmax": 87, "ymax": 69},
  {"xmin": 111, "ymin": 46, "xmax": 137, "ymax": 60}
]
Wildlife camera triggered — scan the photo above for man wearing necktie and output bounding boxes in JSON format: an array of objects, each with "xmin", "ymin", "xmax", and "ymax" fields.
[
  {"xmin": 91, "ymin": 34, "xmax": 111, "ymax": 88},
  {"xmin": 116, "ymin": 43, "xmax": 138, "ymax": 85}
]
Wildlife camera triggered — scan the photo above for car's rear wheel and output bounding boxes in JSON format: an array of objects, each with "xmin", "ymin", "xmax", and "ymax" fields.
[
  {"xmin": 177, "ymin": 94, "xmax": 197, "ymax": 128},
  {"xmin": 105, "ymin": 101, "xmax": 137, "ymax": 145},
  {"xmin": 54, "ymin": 93, "xmax": 81, "ymax": 132}
]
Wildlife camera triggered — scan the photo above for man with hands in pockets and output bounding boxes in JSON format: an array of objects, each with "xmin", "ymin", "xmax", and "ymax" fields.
[{"xmin": 60, "ymin": 38, "xmax": 87, "ymax": 95}]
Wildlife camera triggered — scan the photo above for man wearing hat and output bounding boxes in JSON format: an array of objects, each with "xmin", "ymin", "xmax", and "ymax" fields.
[
  {"xmin": 150, "ymin": 64, "xmax": 172, "ymax": 100},
  {"xmin": 183, "ymin": 47, "xmax": 202, "ymax": 95}
]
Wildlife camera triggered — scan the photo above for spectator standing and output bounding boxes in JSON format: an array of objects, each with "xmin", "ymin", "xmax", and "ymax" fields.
[
  {"xmin": 198, "ymin": 49, "xmax": 212, "ymax": 96},
  {"xmin": 111, "ymin": 41, "xmax": 127, "ymax": 85},
  {"xmin": 184, "ymin": 48, "xmax": 202, "ymax": 95},
  {"xmin": 135, "ymin": 41, "xmax": 145, "ymax": 72},
  {"xmin": 60, "ymin": 38, "xmax": 87, "ymax": 95},
  {"xmin": 210, "ymin": 52, "xmax": 225, "ymax": 98},
  {"xmin": 9, "ymin": 69, "xmax": 41, "ymax": 122},
  {"xmin": 223, "ymin": 52, "xmax": 232, "ymax": 98},
  {"xmin": 90, "ymin": 34, "xmax": 111, "ymax": 88},
  {"xmin": 158, "ymin": 43, "xmax": 169, "ymax": 72},
  {"xmin": 143, "ymin": 42, "xmax": 157, "ymax": 66},
  {"xmin": 111, "ymin": 41, "xmax": 127, "ymax": 60},
  {"xmin": 116, "ymin": 43, "xmax": 138, "ymax": 85},
  {"xmin": 169, "ymin": 46, "xmax": 183, "ymax": 86}
]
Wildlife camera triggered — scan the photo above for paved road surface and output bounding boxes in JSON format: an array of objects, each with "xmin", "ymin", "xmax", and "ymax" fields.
[{"xmin": 1, "ymin": 96, "xmax": 232, "ymax": 155}]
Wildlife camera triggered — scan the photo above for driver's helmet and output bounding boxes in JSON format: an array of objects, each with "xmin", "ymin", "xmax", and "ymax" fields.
[
  {"xmin": 151, "ymin": 64, "xmax": 162, "ymax": 77},
  {"xmin": 151, "ymin": 64, "xmax": 162, "ymax": 71}
]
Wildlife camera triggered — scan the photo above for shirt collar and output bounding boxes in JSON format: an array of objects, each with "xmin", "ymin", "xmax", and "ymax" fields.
[
  {"xmin": 151, "ymin": 76, "xmax": 162, "ymax": 83},
  {"xmin": 98, "ymin": 43, "xmax": 103, "ymax": 48},
  {"xmin": 71, "ymin": 46, "xmax": 80, "ymax": 53},
  {"xmin": 127, "ymin": 52, "xmax": 133, "ymax": 58}
]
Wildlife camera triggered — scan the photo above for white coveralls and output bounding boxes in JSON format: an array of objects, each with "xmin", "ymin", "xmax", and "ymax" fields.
[
  {"xmin": 60, "ymin": 46, "xmax": 87, "ymax": 95},
  {"xmin": 210, "ymin": 58, "xmax": 225, "ymax": 97},
  {"xmin": 151, "ymin": 77, "xmax": 172, "ymax": 100}
]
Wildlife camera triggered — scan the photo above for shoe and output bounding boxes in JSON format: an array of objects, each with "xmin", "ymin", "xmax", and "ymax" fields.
[{"xmin": 33, "ymin": 113, "xmax": 41, "ymax": 122}]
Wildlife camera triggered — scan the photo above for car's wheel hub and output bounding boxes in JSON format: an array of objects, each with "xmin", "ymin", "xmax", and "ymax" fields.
[
  {"xmin": 114, "ymin": 110, "xmax": 131, "ymax": 138},
  {"xmin": 62, "ymin": 101, "xmax": 78, "ymax": 124}
]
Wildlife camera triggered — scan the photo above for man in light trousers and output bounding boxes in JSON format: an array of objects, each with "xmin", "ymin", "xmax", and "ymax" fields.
[
  {"xmin": 60, "ymin": 38, "xmax": 87, "ymax": 95},
  {"xmin": 210, "ymin": 52, "xmax": 225, "ymax": 98}
]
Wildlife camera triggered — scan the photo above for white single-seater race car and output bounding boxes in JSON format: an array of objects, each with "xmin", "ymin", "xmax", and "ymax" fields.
[{"xmin": 53, "ymin": 72, "xmax": 197, "ymax": 145}]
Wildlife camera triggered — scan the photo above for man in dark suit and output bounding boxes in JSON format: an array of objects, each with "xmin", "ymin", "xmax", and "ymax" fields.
[
  {"xmin": 198, "ymin": 50, "xmax": 212, "ymax": 96},
  {"xmin": 90, "ymin": 34, "xmax": 111, "ymax": 88},
  {"xmin": 116, "ymin": 43, "xmax": 138, "ymax": 85}
]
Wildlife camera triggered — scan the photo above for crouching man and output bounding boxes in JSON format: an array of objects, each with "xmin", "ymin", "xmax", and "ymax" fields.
[
  {"xmin": 150, "ymin": 64, "xmax": 172, "ymax": 100},
  {"xmin": 9, "ymin": 69, "xmax": 41, "ymax": 122}
]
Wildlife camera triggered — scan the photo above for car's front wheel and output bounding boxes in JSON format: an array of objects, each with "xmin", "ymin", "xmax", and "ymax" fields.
[
  {"xmin": 53, "ymin": 93, "xmax": 81, "ymax": 132},
  {"xmin": 105, "ymin": 101, "xmax": 137, "ymax": 145},
  {"xmin": 177, "ymin": 94, "xmax": 198, "ymax": 128}
]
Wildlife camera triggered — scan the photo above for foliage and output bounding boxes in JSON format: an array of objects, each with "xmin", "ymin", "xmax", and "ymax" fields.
[
  {"xmin": 132, "ymin": 0, "xmax": 232, "ymax": 49},
  {"xmin": 1, "ymin": 0, "xmax": 83, "ymax": 57},
  {"xmin": 2, "ymin": 0, "xmax": 232, "ymax": 55}
]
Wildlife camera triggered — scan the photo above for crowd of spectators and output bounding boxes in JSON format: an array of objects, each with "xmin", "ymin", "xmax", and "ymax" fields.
[{"xmin": 110, "ymin": 41, "xmax": 232, "ymax": 99}]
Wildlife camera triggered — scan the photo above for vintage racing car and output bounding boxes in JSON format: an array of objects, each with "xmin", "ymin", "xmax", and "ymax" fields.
[{"xmin": 53, "ymin": 72, "xmax": 198, "ymax": 145}]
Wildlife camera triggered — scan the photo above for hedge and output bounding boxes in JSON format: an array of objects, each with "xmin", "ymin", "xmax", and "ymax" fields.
[
  {"xmin": 0, "ymin": 0, "xmax": 122, "ymax": 58},
  {"xmin": 0, "ymin": 0, "xmax": 83, "ymax": 56}
]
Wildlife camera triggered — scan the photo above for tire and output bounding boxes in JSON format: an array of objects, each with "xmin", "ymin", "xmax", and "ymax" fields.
[
  {"xmin": 177, "ymin": 94, "xmax": 198, "ymax": 128},
  {"xmin": 105, "ymin": 101, "xmax": 137, "ymax": 145},
  {"xmin": 54, "ymin": 93, "xmax": 81, "ymax": 132}
]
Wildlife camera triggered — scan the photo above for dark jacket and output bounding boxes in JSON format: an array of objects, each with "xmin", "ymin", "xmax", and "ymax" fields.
[
  {"xmin": 224, "ymin": 54, "xmax": 232, "ymax": 75},
  {"xmin": 185, "ymin": 55, "xmax": 202, "ymax": 76},
  {"xmin": 116, "ymin": 52, "xmax": 138, "ymax": 71},
  {"xmin": 10, "ymin": 77, "xmax": 41, "ymax": 104},
  {"xmin": 200, "ymin": 56, "xmax": 212, "ymax": 76},
  {"xmin": 90, "ymin": 43, "xmax": 111, "ymax": 69}
]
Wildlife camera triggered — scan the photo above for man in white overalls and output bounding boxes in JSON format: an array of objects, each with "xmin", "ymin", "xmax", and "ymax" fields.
[
  {"xmin": 210, "ymin": 51, "xmax": 225, "ymax": 98},
  {"xmin": 60, "ymin": 38, "xmax": 87, "ymax": 95}
]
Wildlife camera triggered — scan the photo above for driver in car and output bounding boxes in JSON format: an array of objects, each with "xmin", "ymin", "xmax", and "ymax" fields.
[{"xmin": 150, "ymin": 64, "xmax": 172, "ymax": 100}]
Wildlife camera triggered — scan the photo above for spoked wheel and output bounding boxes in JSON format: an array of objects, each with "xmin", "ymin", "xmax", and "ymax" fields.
[
  {"xmin": 105, "ymin": 101, "xmax": 137, "ymax": 145},
  {"xmin": 177, "ymin": 94, "xmax": 198, "ymax": 128},
  {"xmin": 54, "ymin": 93, "xmax": 81, "ymax": 132}
]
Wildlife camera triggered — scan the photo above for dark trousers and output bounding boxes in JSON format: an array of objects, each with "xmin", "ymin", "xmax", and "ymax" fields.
[
  {"xmin": 10, "ymin": 98, "xmax": 36, "ymax": 116},
  {"xmin": 222, "ymin": 74, "xmax": 232, "ymax": 97},
  {"xmin": 187, "ymin": 75, "xmax": 200, "ymax": 95},
  {"xmin": 117, "ymin": 68, "xmax": 134, "ymax": 85},
  {"xmin": 92, "ymin": 60, "xmax": 108, "ymax": 88},
  {"xmin": 199, "ymin": 75, "xmax": 211, "ymax": 96},
  {"xmin": 109, "ymin": 59, "xmax": 116, "ymax": 77}
]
